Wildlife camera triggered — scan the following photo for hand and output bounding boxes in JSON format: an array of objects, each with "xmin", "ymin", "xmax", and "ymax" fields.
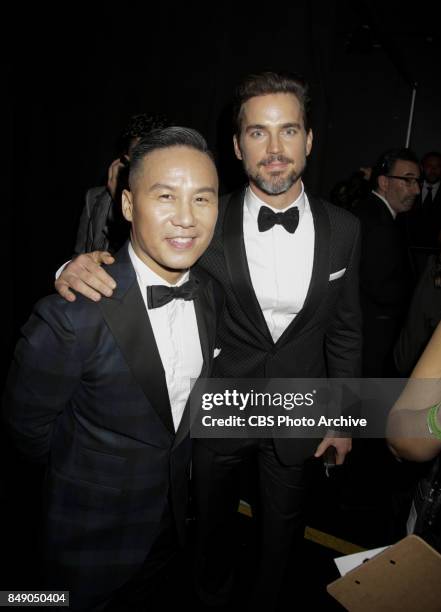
[
  {"xmin": 359, "ymin": 166, "xmax": 372, "ymax": 181},
  {"xmin": 55, "ymin": 252, "xmax": 116, "ymax": 303},
  {"xmin": 314, "ymin": 435, "xmax": 352, "ymax": 465},
  {"xmin": 107, "ymin": 158, "xmax": 126, "ymax": 199}
]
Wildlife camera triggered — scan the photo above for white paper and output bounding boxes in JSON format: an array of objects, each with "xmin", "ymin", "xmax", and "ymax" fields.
[
  {"xmin": 406, "ymin": 501, "xmax": 417, "ymax": 535},
  {"xmin": 334, "ymin": 546, "xmax": 389, "ymax": 576}
]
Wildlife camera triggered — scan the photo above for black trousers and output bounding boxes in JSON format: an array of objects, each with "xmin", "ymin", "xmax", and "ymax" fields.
[{"xmin": 192, "ymin": 438, "xmax": 305, "ymax": 611}]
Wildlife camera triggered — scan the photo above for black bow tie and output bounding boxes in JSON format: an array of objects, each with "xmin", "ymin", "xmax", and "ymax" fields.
[
  {"xmin": 146, "ymin": 279, "xmax": 199, "ymax": 309},
  {"xmin": 257, "ymin": 206, "xmax": 299, "ymax": 234}
]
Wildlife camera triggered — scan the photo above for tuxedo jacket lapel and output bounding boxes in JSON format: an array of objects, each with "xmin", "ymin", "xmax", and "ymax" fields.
[
  {"xmin": 276, "ymin": 195, "xmax": 331, "ymax": 348},
  {"xmin": 174, "ymin": 269, "xmax": 217, "ymax": 447},
  {"xmin": 99, "ymin": 249, "xmax": 175, "ymax": 435},
  {"xmin": 223, "ymin": 190, "xmax": 274, "ymax": 348}
]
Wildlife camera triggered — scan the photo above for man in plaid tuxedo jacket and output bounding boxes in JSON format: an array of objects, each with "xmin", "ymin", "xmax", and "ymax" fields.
[{"xmin": 3, "ymin": 127, "xmax": 222, "ymax": 611}]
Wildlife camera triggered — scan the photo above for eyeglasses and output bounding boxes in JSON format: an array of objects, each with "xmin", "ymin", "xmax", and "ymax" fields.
[{"xmin": 386, "ymin": 175, "xmax": 423, "ymax": 187}]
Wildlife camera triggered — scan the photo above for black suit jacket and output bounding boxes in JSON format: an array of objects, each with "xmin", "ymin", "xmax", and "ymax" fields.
[
  {"xmin": 74, "ymin": 186, "xmax": 129, "ymax": 255},
  {"xmin": 406, "ymin": 182, "xmax": 441, "ymax": 249},
  {"xmin": 354, "ymin": 192, "xmax": 412, "ymax": 321},
  {"xmin": 195, "ymin": 189, "xmax": 362, "ymax": 464},
  {"xmin": 3, "ymin": 244, "xmax": 223, "ymax": 609},
  {"xmin": 354, "ymin": 192, "xmax": 413, "ymax": 375}
]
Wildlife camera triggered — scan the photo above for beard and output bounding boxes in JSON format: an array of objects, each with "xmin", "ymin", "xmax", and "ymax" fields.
[
  {"xmin": 244, "ymin": 154, "xmax": 306, "ymax": 196},
  {"xmin": 403, "ymin": 196, "xmax": 417, "ymax": 209}
]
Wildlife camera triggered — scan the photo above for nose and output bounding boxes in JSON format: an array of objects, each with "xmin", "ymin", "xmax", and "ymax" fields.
[
  {"xmin": 267, "ymin": 132, "xmax": 282, "ymax": 155},
  {"xmin": 172, "ymin": 199, "xmax": 196, "ymax": 228}
]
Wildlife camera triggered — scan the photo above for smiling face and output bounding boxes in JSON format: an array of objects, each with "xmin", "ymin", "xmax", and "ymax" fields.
[
  {"xmin": 122, "ymin": 146, "xmax": 218, "ymax": 283},
  {"xmin": 233, "ymin": 92, "xmax": 313, "ymax": 209}
]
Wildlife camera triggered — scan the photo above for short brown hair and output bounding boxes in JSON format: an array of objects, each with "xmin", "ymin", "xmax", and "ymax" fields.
[{"xmin": 233, "ymin": 71, "xmax": 311, "ymax": 136}]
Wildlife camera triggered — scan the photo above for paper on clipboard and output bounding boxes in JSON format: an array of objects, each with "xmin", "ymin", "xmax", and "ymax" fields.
[{"xmin": 334, "ymin": 546, "xmax": 389, "ymax": 576}]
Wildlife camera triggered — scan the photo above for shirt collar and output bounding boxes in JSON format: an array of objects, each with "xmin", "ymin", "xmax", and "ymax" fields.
[
  {"xmin": 128, "ymin": 242, "xmax": 190, "ymax": 288},
  {"xmin": 424, "ymin": 181, "xmax": 440, "ymax": 190},
  {"xmin": 245, "ymin": 183, "xmax": 306, "ymax": 222},
  {"xmin": 372, "ymin": 190, "xmax": 397, "ymax": 219}
]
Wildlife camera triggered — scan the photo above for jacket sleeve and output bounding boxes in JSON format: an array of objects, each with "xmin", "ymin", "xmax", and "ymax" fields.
[
  {"xmin": 74, "ymin": 187, "xmax": 113, "ymax": 254},
  {"xmin": 325, "ymin": 219, "xmax": 363, "ymax": 378},
  {"xmin": 2, "ymin": 297, "xmax": 82, "ymax": 463},
  {"xmin": 74, "ymin": 192, "xmax": 94, "ymax": 255}
]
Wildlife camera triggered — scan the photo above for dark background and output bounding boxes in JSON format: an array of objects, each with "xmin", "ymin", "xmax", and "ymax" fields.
[{"xmin": 4, "ymin": 1, "xmax": 441, "ymax": 368}]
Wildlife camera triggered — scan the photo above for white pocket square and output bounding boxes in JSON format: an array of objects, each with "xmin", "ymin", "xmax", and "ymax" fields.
[
  {"xmin": 329, "ymin": 268, "xmax": 346, "ymax": 281},
  {"xmin": 213, "ymin": 348, "xmax": 221, "ymax": 358}
]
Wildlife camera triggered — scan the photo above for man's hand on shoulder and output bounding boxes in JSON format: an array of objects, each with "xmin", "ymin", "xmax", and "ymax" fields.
[{"xmin": 55, "ymin": 251, "xmax": 117, "ymax": 303}]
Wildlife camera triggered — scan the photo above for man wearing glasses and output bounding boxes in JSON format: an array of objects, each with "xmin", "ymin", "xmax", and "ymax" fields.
[{"xmin": 354, "ymin": 147, "xmax": 421, "ymax": 376}]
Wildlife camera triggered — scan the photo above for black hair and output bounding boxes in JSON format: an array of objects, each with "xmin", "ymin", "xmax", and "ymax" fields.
[
  {"xmin": 118, "ymin": 113, "xmax": 170, "ymax": 155},
  {"xmin": 422, "ymin": 151, "xmax": 441, "ymax": 164},
  {"xmin": 129, "ymin": 126, "xmax": 215, "ymax": 187},
  {"xmin": 232, "ymin": 71, "xmax": 311, "ymax": 136},
  {"xmin": 370, "ymin": 147, "xmax": 420, "ymax": 190}
]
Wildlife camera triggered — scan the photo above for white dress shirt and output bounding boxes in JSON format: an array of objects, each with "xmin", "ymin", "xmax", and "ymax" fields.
[
  {"xmin": 243, "ymin": 185, "xmax": 315, "ymax": 342},
  {"xmin": 128, "ymin": 243, "xmax": 203, "ymax": 431}
]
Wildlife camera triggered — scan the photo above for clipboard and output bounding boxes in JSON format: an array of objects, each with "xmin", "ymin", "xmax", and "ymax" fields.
[{"xmin": 327, "ymin": 535, "xmax": 441, "ymax": 611}]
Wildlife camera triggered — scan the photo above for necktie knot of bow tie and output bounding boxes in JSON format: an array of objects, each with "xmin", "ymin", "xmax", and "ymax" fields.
[
  {"xmin": 147, "ymin": 279, "xmax": 199, "ymax": 309},
  {"xmin": 257, "ymin": 205, "xmax": 299, "ymax": 234}
]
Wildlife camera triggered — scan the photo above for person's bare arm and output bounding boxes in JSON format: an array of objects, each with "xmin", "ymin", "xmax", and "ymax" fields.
[
  {"xmin": 387, "ymin": 322, "xmax": 441, "ymax": 461},
  {"xmin": 55, "ymin": 252, "xmax": 117, "ymax": 302}
]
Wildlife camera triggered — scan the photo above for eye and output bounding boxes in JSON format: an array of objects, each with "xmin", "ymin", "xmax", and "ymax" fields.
[
  {"xmin": 195, "ymin": 196, "xmax": 209, "ymax": 204},
  {"xmin": 249, "ymin": 130, "xmax": 264, "ymax": 139},
  {"xmin": 159, "ymin": 193, "xmax": 174, "ymax": 201},
  {"xmin": 283, "ymin": 127, "xmax": 297, "ymax": 136}
]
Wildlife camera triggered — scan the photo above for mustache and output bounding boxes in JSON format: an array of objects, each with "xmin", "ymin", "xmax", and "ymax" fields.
[{"xmin": 258, "ymin": 155, "xmax": 293, "ymax": 167}]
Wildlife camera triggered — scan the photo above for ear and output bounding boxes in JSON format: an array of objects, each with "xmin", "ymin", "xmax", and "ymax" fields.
[
  {"xmin": 233, "ymin": 134, "xmax": 243, "ymax": 161},
  {"xmin": 306, "ymin": 129, "xmax": 313, "ymax": 157},
  {"xmin": 122, "ymin": 189, "xmax": 133, "ymax": 222},
  {"xmin": 377, "ymin": 175, "xmax": 388, "ymax": 193}
]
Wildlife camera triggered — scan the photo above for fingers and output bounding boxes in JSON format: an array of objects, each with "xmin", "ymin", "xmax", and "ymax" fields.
[
  {"xmin": 55, "ymin": 276, "xmax": 103, "ymax": 302},
  {"xmin": 314, "ymin": 437, "xmax": 352, "ymax": 464},
  {"xmin": 107, "ymin": 158, "xmax": 124, "ymax": 180},
  {"xmin": 107, "ymin": 159, "xmax": 125, "ymax": 198},
  {"xmin": 55, "ymin": 253, "xmax": 117, "ymax": 302},
  {"xmin": 108, "ymin": 157, "xmax": 124, "ymax": 171},
  {"xmin": 54, "ymin": 279, "xmax": 78, "ymax": 302},
  {"xmin": 332, "ymin": 438, "xmax": 352, "ymax": 465},
  {"xmin": 314, "ymin": 438, "xmax": 329, "ymax": 458},
  {"xmin": 90, "ymin": 251, "xmax": 115, "ymax": 266}
]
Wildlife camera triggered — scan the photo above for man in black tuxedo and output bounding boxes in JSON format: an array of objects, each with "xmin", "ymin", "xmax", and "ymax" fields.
[
  {"xmin": 55, "ymin": 72, "xmax": 362, "ymax": 610},
  {"xmin": 353, "ymin": 148, "xmax": 420, "ymax": 376},
  {"xmin": 3, "ymin": 127, "xmax": 222, "ymax": 611}
]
